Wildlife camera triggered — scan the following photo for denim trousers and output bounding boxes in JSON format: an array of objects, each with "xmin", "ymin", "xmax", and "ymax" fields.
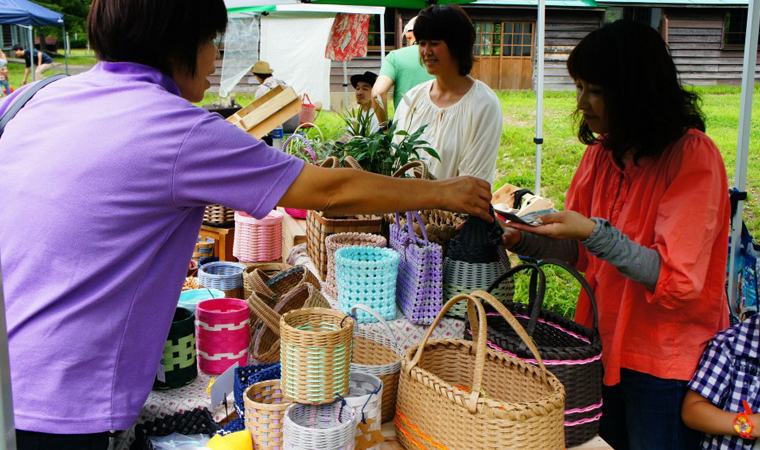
[{"xmin": 600, "ymin": 368, "xmax": 701, "ymax": 450}]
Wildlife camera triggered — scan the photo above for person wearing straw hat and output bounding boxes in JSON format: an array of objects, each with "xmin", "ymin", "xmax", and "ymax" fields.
[
  {"xmin": 0, "ymin": 1, "xmax": 493, "ymax": 448},
  {"xmin": 251, "ymin": 60, "xmax": 286, "ymax": 101}
]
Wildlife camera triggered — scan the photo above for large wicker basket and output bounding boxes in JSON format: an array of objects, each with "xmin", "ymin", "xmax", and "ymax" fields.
[
  {"xmin": 395, "ymin": 291, "xmax": 566, "ymax": 450},
  {"xmin": 242, "ymin": 262, "xmax": 293, "ymax": 299},
  {"xmin": 203, "ymin": 204, "xmax": 235, "ymax": 227},
  {"xmin": 246, "ymin": 265, "xmax": 320, "ymax": 303}
]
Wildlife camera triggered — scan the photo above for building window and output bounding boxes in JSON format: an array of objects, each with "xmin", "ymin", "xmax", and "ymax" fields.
[
  {"xmin": 475, "ymin": 21, "xmax": 533, "ymax": 57},
  {"xmin": 475, "ymin": 22, "xmax": 502, "ymax": 56},
  {"xmin": 503, "ymin": 22, "xmax": 533, "ymax": 57},
  {"xmin": 724, "ymin": 9, "xmax": 749, "ymax": 48}
]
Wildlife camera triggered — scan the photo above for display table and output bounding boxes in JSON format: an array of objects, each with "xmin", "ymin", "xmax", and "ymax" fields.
[{"xmin": 199, "ymin": 224, "xmax": 235, "ymax": 261}]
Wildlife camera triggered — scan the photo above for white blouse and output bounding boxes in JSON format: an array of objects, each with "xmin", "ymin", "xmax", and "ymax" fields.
[{"xmin": 393, "ymin": 79, "xmax": 502, "ymax": 186}]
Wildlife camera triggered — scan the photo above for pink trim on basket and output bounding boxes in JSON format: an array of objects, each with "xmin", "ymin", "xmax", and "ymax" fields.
[
  {"xmin": 565, "ymin": 413, "xmax": 603, "ymax": 427},
  {"xmin": 483, "ymin": 339, "xmax": 602, "ymax": 365},
  {"xmin": 566, "ymin": 400, "xmax": 603, "ymax": 415},
  {"xmin": 486, "ymin": 312, "xmax": 591, "ymax": 344}
]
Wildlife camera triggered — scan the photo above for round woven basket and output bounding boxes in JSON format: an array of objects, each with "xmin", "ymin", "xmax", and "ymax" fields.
[
  {"xmin": 243, "ymin": 263, "xmax": 293, "ymax": 299},
  {"xmin": 196, "ymin": 298, "xmax": 250, "ymax": 374},
  {"xmin": 244, "ymin": 379, "xmax": 292, "ymax": 449},
  {"xmin": 153, "ymin": 306, "xmax": 197, "ymax": 390},
  {"xmin": 194, "ymin": 237, "xmax": 215, "ymax": 259},
  {"xmin": 280, "ymin": 308, "xmax": 353, "ymax": 404},
  {"xmin": 247, "ymin": 266, "xmax": 321, "ymax": 303},
  {"xmin": 199, "ymin": 261, "xmax": 246, "ymax": 292},
  {"xmin": 325, "ymin": 233, "xmax": 387, "ymax": 298},
  {"xmin": 283, "ymin": 401, "xmax": 356, "ymax": 450},
  {"xmin": 345, "ymin": 372, "xmax": 383, "ymax": 450},
  {"xmin": 335, "ymin": 247, "xmax": 399, "ymax": 323},
  {"xmin": 443, "ymin": 248, "xmax": 514, "ymax": 318},
  {"xmin": 234, "ymin": 210, "xmax": 283, "ymax": 263},
  {"xmin": 350, "ymin": 305, "xmax": 402, "ymax": 423}
]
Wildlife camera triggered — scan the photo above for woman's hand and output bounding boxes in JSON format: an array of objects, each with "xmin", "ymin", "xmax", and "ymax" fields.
[
  {"xmin": 435, "ymin": 176, "xmax": 493, "ymax": 222},
  {"xmin": 505, "ymin": 210, "xmax": 595, "ymax": 240}
]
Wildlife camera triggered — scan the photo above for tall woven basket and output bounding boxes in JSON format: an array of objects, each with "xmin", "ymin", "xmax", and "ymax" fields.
[
  {"xmin": 153, "ymin": 306, "xmax": 197, "ymax": 390},
  {"xmin": 395, "ymin": 291, "xmax": 566, "ymax": 450},
  {"xmin": 483, "ymin": 260, "xmax": 603, "ymax": 447},
  {"xmin": 349, "ymin": 304, "xmax": 402, "ymax": 424},
  {"xmin": 335, "ymin": 246, "xmax": 399, "ymax": 323},
  {"xmin": 284, "ymin": 401, "xmax": 357, "ymax": 450},
  {"xmin": 196, "ymin": 298, "xmax": 250, "ymax": 374},
  {"xmin": 324, "ymin": 232, "xmax": 387, "ymax": 298},
  {"xmin": 244, "ymin": 379, "xmax": 292, "ymax": 449},
  {"xmin": 234, "ymin": 210, "xmax": 283, "ymax": 263},
  {"xmin": 280, "ymin": 308, "xmax": 353, "ymax": 404}
]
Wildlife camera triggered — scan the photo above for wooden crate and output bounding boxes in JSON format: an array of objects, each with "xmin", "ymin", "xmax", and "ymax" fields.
[{"xmin": 226, "ymin": 85, "xmax": 301, "ymax": 139}]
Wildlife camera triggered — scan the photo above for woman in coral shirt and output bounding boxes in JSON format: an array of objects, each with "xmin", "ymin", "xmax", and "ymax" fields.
[{"xmin": 503, "ymin": 20, "xmax": 730, "ymax": 450}]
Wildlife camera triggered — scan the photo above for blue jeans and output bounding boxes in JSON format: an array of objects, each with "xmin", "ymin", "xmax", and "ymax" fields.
[
  {"xmin": 0, "ymin": 78, "xmax": 9, "ymax": 96},
  {"xmin": 600, "ymin": 369, "xmax": 701, "ymax": 450}
]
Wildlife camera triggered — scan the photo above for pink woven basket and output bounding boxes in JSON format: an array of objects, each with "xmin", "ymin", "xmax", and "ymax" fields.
[
  {"xmin": 234, "ymin": 210, "xmax": 284, "ymax": 263},
  {"xmin": 196, "ymin": 298, "xmax": 250, "ymax": 374}
]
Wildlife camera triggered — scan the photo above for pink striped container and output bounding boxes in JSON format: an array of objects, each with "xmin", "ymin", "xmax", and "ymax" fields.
[
  {"xmin": 196, "ymin": 298, "xmax": 250, "ymax": 374},
  {"xmin": 233, "ymin": 210, "xmax": 284, "ymax": 263}
]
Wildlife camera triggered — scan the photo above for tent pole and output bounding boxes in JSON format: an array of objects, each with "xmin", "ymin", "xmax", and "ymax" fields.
[
  {"xmin": 534, "ymin": 0, "xmax": 546, "ymax": 195},
  {"xmin": 728, "ymin": 0, "xmax": 760, "ymax": 315},
  {"xmin": 27, "ymin": 26, "xmax": 34, "ymax": 83},
  {"xmin": 0, "ymin": 256, "xmax": 17, "ymax": 450},
  {"xmin": 380, "ymin": 11, "xmax": 386, "ymax": 63},
  {"xmin": 343, "ymin": 60, "xmax": 349, "ymax": 111},
  {"xmin": 63, "ymin": 26, "xmax": 69, "ymax": 76}
]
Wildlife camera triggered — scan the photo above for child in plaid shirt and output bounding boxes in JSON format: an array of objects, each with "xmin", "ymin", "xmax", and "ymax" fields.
[{"xmin": 683, "ymin": 314, "xmax": 760, "ymax": 449}]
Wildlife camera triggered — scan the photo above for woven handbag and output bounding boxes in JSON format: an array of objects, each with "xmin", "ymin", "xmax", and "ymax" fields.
[
  {"xmin": 299, "ymin": 93, "xmax": 317, "ymax": 125},
  {"xmin": 246, "ymin": 265, "xmax": 321, "ymax": 304},
  {"xmin": 153, "ymin": 306, "xmax": 197, "ymax": 390},
  {"xmin": 395, "ymin": 291, "xmax": 566, "ymax": 450},
  {"xmin": 284, "ymin": 401, "xmax": 356, "ymax": 450},
  {"xmin": 483, "ymin": 260, "xmax": 603, "ymax": 447},
  {"xmin": 131, "ymin": 407, "xmax": 220, "ymax": 450},
  {"xmin": 325, "ymin": 232, "xmax": 388, "ymax": 298},
  {"xmin": 349, "ymin": 304, "xmax": 403, "ymax": 424},
  {"xmin": 335, "ymin": 246, "xmax": 399, "ymax": 323},
  {"xmin": 233, "ymin": 210, "xmax": 283, "ymax": 263},
  {"xmin": 390, "ymin": 211, "xmax": 443, "ymax": 325},
  {"xmin": 242, "ymin": 262, "xmax": 293, "ymax": 299},
  {"xmin": 232, "ymin": 362, "xmax": 281, "ymax": 420},
  {"xmin": 280, "ymin": 308, "xmax": 354, "ymax": 404}
]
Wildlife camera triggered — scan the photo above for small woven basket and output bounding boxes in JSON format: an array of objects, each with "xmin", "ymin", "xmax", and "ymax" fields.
[
  {"xmin": 349, "ymin": 304, "xmax": 402, "ymax": 423},
  {"xmin": 132, "ymin": 407, "xmax": 220, "ymax": 450},
  {"xmin": 344, "ymin": 372, "xmax": 383, "ymax": 450},
  {"xmin": 199, "ymin": 261, "xmax": 246, "ymax": 292},
  {"xmin": 335, "ymin": 247, "xmax": 399, "ymax": 323},
  {"xmin": 243, "ymin": 263, "xmax": 293, "ymax": 300},
  {"xmin": 247, "ymin": 265, "xmax": 321, "ymax": 304},
  {"xmin": 233, "ymin": 362, "xmax": 281, "ymax": 420},
  {"xmin": 283, "ymin": 401, "xmax": 357, "ymax": 450},
  {"xmin": 153, "ymin": 306, "xmax": 197, "ymax": 390},
  {"xmin": 280, "ymin": 308, "xmax": 354, "ymax": 404},
  {"xmin": 325, "ymin": 232, "xmax": 387, "ymax": 298},
  {"xmin": 234, "ymin": 210, "xmax": 284, "ymax": 263},
  {"xmin": 194, "ymin": 237, "xmax": 215, "ymax": 259},
  {"xmin": 204, "ymin": 204, "xmax": 236, "ymax": 227},
  {"xmin": 244, "ymin": 379, "xmax": 292, "ymax": 449},
  {"xmin": 196, "ymin": 298, "xmax": 250, "ymax": 374}
]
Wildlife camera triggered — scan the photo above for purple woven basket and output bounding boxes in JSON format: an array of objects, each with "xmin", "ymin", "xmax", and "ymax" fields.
[{"xmin": 390, "ymin": 211, "xmax": 443, "ymax": 325}]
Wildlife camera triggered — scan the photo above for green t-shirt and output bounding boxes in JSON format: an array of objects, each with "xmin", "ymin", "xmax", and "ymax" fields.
[{"xmin": 379, "ymin": 45, "xmax": 434, "ymax": 110}]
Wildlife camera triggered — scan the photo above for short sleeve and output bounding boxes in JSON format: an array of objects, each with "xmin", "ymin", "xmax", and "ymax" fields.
[
  {"xmin": 379, "ymin": 51, "xmax": 397, "ymax": 81},
  {"xmin": 688, "ymin": 336, "xmax": 732, "ymax": 408},
  {"xmin": 172, "ymin": 113, "xmax": 304, "ymax": 219}
]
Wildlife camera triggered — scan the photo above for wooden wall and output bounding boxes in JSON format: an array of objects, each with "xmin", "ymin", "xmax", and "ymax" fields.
[
  {"xmin": 541, "ymin": 10, "xmax": 604, "ymax": 91},
  {"xmin": 665, "ymin": 8, "xmax": 760, "ymax": 86}
]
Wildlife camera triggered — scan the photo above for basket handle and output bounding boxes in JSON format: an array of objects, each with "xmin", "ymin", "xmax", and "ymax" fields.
[
  {"xmin": 302, "ymin": 93, "xmax": 314, "ymax": 107},
  {"xmin": 320, "ymin": 156, "xmax": 340, "ymax": 168},
  {"xmin": 247, "ymin": 292, "xmax": 282, "ymax": 337},
  {"xmin": 538, "ymin": 258, "xmax": 599, "ymax": 332},
  {"xmin": 391, "ymin": 160, "xmax": 430, "ymax": 179},
  {"xmin": 350, "ymin": 304, "xmax": 401, "ymax": 353},
  {"xmin": 294, "ymin": 122, "xmax": 324, "ymax": 141},
  {"xmin": 342, "ymin": 155, "xmax": 363, "ymax": 170},
  {"xmin": 405, "ymin": 211, "xmax": 429, "ymax": 245},
  {"xmin": 485, "ymin": 263, "xmax": 546, "ymax": 336},
  {"xmin": 283, "ymin": 133, "xmax": 317, "ymax": 163},
  {"xmin": 246, "ymin": 269, "xmax": 276, "ymax": 299}
]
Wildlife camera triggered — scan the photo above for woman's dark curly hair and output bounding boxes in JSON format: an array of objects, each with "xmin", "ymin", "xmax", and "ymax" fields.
[{"xmin": 567, "ymin": 20, "xmax": 705, "ymax": 164}]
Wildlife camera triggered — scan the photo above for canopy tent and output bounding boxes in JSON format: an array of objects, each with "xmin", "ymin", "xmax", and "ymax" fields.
[{"xmin": 0, "ymin": 0, "xmax": 67, "ymax": 81}]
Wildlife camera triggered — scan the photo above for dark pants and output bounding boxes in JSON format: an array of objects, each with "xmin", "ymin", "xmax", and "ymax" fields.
[
  {"xmin": 600, "ymin": 369, "xmax": 701, "ymax": 450},
  {"xmin": 16, "ymin": 429, "xmax": 109, "ymax": 450}
]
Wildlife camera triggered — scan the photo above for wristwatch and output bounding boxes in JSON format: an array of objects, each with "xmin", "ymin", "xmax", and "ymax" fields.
[{"xmin": 734, "ymin": 400, "xmax": 754, "ymax": 439}]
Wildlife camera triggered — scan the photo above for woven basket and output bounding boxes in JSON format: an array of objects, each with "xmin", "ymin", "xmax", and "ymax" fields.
[
  {"xmin": 243, "ymin": 263, "xmax": 293, "ymax": 299},
  {"xmin": 153, "ymin": 306, "xmax": 197, "ymax": 390},
  {"xmin": 199, "ymin": 261, "xmax": 246, "ymax": 292},
  {"xmin": 280, "ymin": 308, "xmax": 353, "ymax": 404},
  {"xmin": 196, "ymin": 298, "xmax": 250, "ymax": 374},
  {"xmin": 283, "ymin": 130, "xmax": 319, "ymax": 220},
  {"xmin": 395, "ymin": 291, "xmax": 566, "ymax": 450},
  {"xmin": 483, "ymin": 260, "xmax": 603, "ymax": 447},
  {"xmin": 244, "ymin": 379, "xmax": 292, "ymax": 449},
  {"xmin": 442, "ymin": 249, "xmax": 514, "ymax": 318},
  {"xmin": 178, "ymin": 288, "xmax": 225, "ymax": 311},
  {"xmin": 345, "ymin": 373, "xmax": 383, "ymax": 450},
  {"xmin": 204, "ymin": 204, "xmax": 236, "ymax": 227},
  {"xmin": 194, "ymin": 237, "xmax": 215, "ymax": 259},
  {"xmin": 234, "ymin": 210, "xmax": 284, "ymax": 263},
  {"xmin": 233, "ymin": 363, "xmax": 281, "ymax": 421},
  {"xmin": 132, "ymin": 407, "xmax": 220, "ymax": 450},
  {"xmin": 335, "ymin": 247, "xmax": 399, "ymax": 323},
  {"xmin": 283, "ymin": 401, "xmax": 357, "ymax": 450},
  {"xmin": 325, "ymin": 233, "xmax": 388, "ymax": 298},
  {"xmin": 349, "ymin": 304, "xmax": 403, "ymax": 424},
  {"xmin": 247, "ymin": 284, "xmax": 330, "ymax": 364},
  {"xmin": 246, "ymin": 265, "xmax": 321, "ymax": 304}
]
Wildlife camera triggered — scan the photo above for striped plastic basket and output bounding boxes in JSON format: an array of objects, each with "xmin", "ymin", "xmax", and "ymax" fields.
[
  {"xmin": 196, "ymin": 298, "xmax": 250, "ymax": 374},
  {"xmin": 234, "ymin": 210, "xmax": 284, "ymax": 263},
  {"xmin": 335, "ymin": 247, "xmax": 399, "ymax": 323},
  {"xmin": 199, "ymin": 261, "xmax": 246, "ymax": 293},
  {"xmin": 325, "ymin": 233, "xmax": 387, "ymax": 299},
  {"xmin": 284, "ymin": 401, "xmax": 356, "ymax": 450}
]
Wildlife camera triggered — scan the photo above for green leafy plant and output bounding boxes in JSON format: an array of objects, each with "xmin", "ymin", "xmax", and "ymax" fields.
[{"xmin": 341, "ymin": 107, "xmax": 376, "ymax": 138}]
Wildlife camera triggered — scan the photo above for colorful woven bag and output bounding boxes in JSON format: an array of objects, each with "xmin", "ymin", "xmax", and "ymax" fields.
[
  {"xmin": 153, "ymin": 306, "xmax": 197, "ymax": 390},
  {"xmin": 196, "ymin": 298, "xmax": 250, "ymax": 374},
  {"xmin": 390, "ymin": 211, "xmax": 443, "ymax": 325},
  {"xmin": 483, "ymin": 260, "xmax": 603, "ymax": 447},
  {"xmin": 335, "ymin": 246, "xmax": 399, "ymax": 323}
]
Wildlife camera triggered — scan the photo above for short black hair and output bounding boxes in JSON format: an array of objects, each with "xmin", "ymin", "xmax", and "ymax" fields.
[
  {"xmin": 11, "ymin": 45, "xmax": 23, "ymax": 51},
  {"xmin": 414, "ymin": 5, "xmax": 476, "ymax": 76},
  {"xmin": 88, "ymin": 0, "xmax": 227, "ymax": 77},
  {"xmin": 253, "ymin": 73, "xmax": 273, "ymax": 80},
  {"xmin": 567, "ymin": 20, "xmax": 705, "ymax": 164}
]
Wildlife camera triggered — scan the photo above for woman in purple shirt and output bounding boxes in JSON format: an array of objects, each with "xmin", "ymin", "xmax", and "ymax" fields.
[{"xmin": 0, "ymin": 1, "xmax": 493, "ymax": 449}]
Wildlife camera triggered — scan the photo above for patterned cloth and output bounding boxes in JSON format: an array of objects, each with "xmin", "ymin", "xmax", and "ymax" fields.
[
  {"xmin": 688, "ymin": 314, "xmax": 760, "ymax": 450},
  {"xmin": 325, "ymin": 13, "xmax": 370, "ymax": 62}
]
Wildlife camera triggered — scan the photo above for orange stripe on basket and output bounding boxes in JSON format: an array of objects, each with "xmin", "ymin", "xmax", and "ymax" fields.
[{"xmin": 395, "ymin": 409, "xmax": 449, "ymax": 450}]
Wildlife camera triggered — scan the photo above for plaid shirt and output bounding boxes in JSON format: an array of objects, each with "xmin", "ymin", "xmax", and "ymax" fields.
[{"xmin": 689, "ymin": 314, "xmax": 760, "ymax": 450}]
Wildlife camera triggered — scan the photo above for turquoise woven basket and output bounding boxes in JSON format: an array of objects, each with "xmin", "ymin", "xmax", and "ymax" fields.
[{"xmin": 335, "ymin": 246, "xmax": 400, "ymax": 323}]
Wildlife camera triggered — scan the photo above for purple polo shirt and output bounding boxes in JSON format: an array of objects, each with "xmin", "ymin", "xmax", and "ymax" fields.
[{"xmin": 0, "ymin": 62, "xmax": 304, "ymax": 433}]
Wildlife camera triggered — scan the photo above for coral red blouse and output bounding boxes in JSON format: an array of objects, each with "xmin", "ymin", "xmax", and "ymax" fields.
[{"xmin": 567, "ymin": 129, "xmax": 730, "ymax": 386}]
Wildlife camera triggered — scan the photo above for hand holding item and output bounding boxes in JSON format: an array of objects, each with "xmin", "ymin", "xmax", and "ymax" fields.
[
  {"xmin": 497, "ymin": 217, "xmax": 522, "ymax": 248},
  {"xmin": 436, "ymin": 176, "xmax": 493, "ymax": 222},
  {"xmin": 504, "ymin": 210, "xmax": 595, "ymax": 241}
]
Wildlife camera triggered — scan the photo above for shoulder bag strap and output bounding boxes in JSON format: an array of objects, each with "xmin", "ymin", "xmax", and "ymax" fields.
[{"xmin": 0, "ymin": 74, "xmax": 67, "ymax": 139}]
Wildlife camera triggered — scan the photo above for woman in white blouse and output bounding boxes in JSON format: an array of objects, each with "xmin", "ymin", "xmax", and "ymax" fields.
[{"xmin": 393, "ymin": 5, "xmax": 503, "ymax": 186}]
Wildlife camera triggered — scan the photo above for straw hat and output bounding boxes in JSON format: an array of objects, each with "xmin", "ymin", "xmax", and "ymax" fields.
[{"xmin": 251, "ymin": 60, "xmax": 274, "ymax": 75}]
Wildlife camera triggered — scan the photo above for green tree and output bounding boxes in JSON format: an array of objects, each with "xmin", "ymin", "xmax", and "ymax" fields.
[{"xmin": 35, "ymin": 0, "xmax": 92, "ymax": 50}]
